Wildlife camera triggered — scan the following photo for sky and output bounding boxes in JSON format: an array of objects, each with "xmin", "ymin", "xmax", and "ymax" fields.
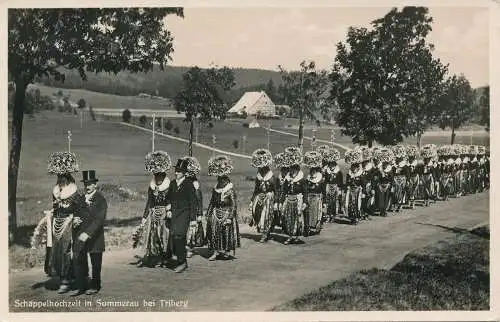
[{"xmin": 165, "ymin": 6, "xmax": 489, "ymax": 88}]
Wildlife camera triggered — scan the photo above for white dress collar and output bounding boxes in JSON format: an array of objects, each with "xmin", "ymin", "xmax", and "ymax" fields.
[
  {"xmin": 349, "ymin": 168, "xmax": 363, "ymax": 177},
  {"xmin": 214, "ymin": 182, "xmax": 233, "ymax": 194},
  {"xmin": 308, "ymin": 172, "xmax": 323, "ymax": 184},
  {"xmin": 364, "ymin": 163, "xmax": 373, "ymax": 171},
  {"xmin": 257, "ymin": 170, "xmax": 274, "ymax": 182},
  {"xmin": 53, "ymin": 183, "xmax": 78, "ymax": 200},
  {"xmin": 286, "ymin": 170, "xmax": 304, "ymax": 183},
  {"xmin": 150, "ymin": 177, "xmax": 171, "ymax": 192}
]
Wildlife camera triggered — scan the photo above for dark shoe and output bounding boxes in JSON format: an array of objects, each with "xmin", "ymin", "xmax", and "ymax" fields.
[
  {"xmin": 174, "ymin": 262, "xmax": 187, "ymax": 273},
  {"xmin": 69, "ymin": 289, "xmax": 85, "ymax": 297},
  {"xmin": 85, "ymin": 289, "xmax": 100, "ymax": 295},
  {"xmin": 57, "ymin": 284, "xmax": 70, "ymax": 294},
  {"xmin": 208, "ymin": 253, "xmax": 218, "ymax": 261},
  {"xmin": 284, "ymin": 238, "xmax": 292, "ymax": 245}
]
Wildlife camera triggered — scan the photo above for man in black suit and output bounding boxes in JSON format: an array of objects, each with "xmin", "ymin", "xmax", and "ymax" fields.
[
  {"xmin": 71, "ymin": 170, "xmax": 108, "ymax": 296},
  {"xmin": 166, "ymin": 159, "xmax": 198, "ymax": 273}
]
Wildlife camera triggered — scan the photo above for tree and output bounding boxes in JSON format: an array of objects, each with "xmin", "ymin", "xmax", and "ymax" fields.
[
  {"xmin": 475, "ymin": 86, "xmax": 489, "ymax": 132},
  {"xmin": 265, "ymin": 79, "xmax": 277, "ymax": 102},
  {"xmin": 438, "ymin": 74, "xmax": 475, "ymax": 144},
  {"xmin": 8, "ymin": 8, "xmax": 183, "ymax": 243},
  {"xmin": 330, "ymin": 7, "xmax": 447, "ymax": 147},
  {"xmin": 279, "ymin": 61, "xmax": 328, "ymax": 150},
  {"xmin": 174, "ymin": 65, "xmax": 235, "ymax": 156}
]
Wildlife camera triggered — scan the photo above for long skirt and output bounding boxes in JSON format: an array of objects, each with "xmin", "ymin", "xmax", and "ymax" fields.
[
  {"xmin": 305, "ymin": 193, "xmax": 323, "ymax": 234},
  {"xmin": 345, "ymin": 185, "xmax": 362, "ymax": 223},
  {"xmin": 325, "ymin": 183, "xmax": 341, "ymax": 221},
  {"xmin": 142, "ymin": 207, "xmax": 168, "ymax": 265},
  {"xmin": 407, "ymin": 175, "xmax": 420, "ymax": 202},
  {"xmin": 392, "ymin": 175, "xmax": 407, "ymax": 209},
  {"xmin": 282, "ymin": 194, "xmax": 304, "ymax": 238},
  {"xmin": 453, "ymin": 171, "xmax": 462, "ymax": 196},
  {"xmin": 49, "ymin": 215, "xmax": 74, "ymax": 280},
  {"xmin": 207, "ymin": 207, "xmax": 239, "ymax": 254},
  {"xmin": 469, "ymin": 169, "xmax": 478, "ymax": 193},
  {"xmin": 362, "ymin": 182, "xmax": 375, "ymax": 216},
  {"xmin": 251, "ymin": 192, "xmax": 275, "ymax": 236},
  {"xmin": 377, "ymin": 183, "xmax": 391, "ymax": 216},
  {"xmin": 420, "ymin": 173, "xmax": 434, "ymax": 202},
  {"xmin": 440, "ymin": 173, "xmax": 454, "ymax": 199}
]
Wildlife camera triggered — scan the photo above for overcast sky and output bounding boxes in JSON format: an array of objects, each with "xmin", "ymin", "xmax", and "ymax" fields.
[{"xmin": 165, "ymin": 6, "xmax": 489, "ymax": 88}]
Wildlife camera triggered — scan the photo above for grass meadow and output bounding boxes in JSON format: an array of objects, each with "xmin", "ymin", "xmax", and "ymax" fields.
[{"xmin": 273, "ymin": 226, "xmax": 489, "ymax": 311}]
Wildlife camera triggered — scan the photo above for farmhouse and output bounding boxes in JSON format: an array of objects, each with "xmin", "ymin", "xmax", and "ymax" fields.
[{"xmin": 227, "ymin": 91, "xmax": 276, "ymax": 117}]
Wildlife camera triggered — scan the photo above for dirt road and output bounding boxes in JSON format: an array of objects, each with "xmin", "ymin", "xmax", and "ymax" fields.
[{"xmin": 9, "ymin": 192, "xmax": 489, "ymax": 312}]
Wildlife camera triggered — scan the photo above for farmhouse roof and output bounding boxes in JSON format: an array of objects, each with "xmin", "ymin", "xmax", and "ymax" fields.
[{"xmin": 227, "ymin": 91, "xmax": 274, "ymax": 114}]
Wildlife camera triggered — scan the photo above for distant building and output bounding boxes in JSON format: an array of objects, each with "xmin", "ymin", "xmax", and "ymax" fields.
[{"xmin": 227, "ymin": 91, "xmax": 276, "ymax": 117}]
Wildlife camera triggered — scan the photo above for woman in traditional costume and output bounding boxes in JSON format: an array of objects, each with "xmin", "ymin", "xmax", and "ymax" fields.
[
  {"xmin": 391, "ymin": 145, "xmax": 408, "ymax": 212},
  {"xmin": 322, "ymin": 148, "xmax": 343, "ymax": 223},
  {"xmin": 273, "ymin": 152, "xmax": 290, "ymax": 231},
  {"xmin": 374, "ymin": 148, "xmax": 394, "ymax": 217},
  {"xmin": 134, "ymin": 151, "xmax": 172, "ymax": 268},
  {"xmin": 206, "ymin": 155, "xmax": 240, "ymax": 260},
  {"xmin": 360, "ymin": 147, "xmax": 376, "ymax": 220},
  {"xmin": 249, "ymin": 149, "xmax": 277, "ymax": 243},
  {"xmin": 437, "ymin": 145, "xmax": 456, "ymax": 200},
  {"xmin": 457, "ymin": 145, "xmax": 470, "ymax": 196},
  {"xmin": 484, "ymin": 147, "xmax": 490, "ymax": 190},
  {"xmin": 184, "ymin": 156, "xmax": 204, "ymax": 258},
  {"xmin": 429, "ymin": 145, "xmax": 441, "ymax": 201},
  {"xmin": 467, "ymin": 145, "xmax": 479, "ymax": 194},
  {"xmin": 344, "ymin": 148, "xmax": 364, "ymax": 224},
  {"xmin": 303, "ymin": 151, "xmax": 325, "ymax": 236},
  {"xmin": 452, "ymin": 144, "xmax": 463, "ymax": 197},
  {"xmin": 31, "ymin": 151, "xmax": 89, "ymax": 294},
  {"xmin": 419, "ymin": 146, "xmax": 436, "ymax": 207},
  {"xmin": 281, "ymin": 147, "xmax": 307, "ymax": 244},
  {"xmin": 405, "ymin": 145, "xmax": 420, "ymax": 209}
]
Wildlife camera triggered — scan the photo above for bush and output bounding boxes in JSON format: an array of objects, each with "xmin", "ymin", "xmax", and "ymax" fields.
[
  {"xmin": 139, "ymin": 115, "xmax": 147, "ymax": 126},
  {"xmin": 174, "ymin": 126, "xmax": 180, "ymax": 135},
  {"xmin": 165, "ymin": 120, "xmax": 173, "ymax": 131},
  {"xmin": 122, "ymin": 109, "xmax": 132, "ymax": 123},
  {"xmin": 243, "ymin": 123, "xmax": 249, "ymax": 128},
  {"xmin": 233, "ymin": 140, "xmax": 239, "ymax": 149}
]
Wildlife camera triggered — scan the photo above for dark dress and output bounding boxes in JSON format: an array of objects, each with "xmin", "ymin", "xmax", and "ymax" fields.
[
  {"xmin": 187, "ymin": 179, "xmax": 205, "ymax": 248},
  {"xmin": 344, "ymin": 169, "xmax": 364, "ymax": 224},
  {"xmin": 323, "ymin": 165, "xmax": 343, "ymax": 222},
  {"xmin": 304, "ymin": 173, "xmax": 325, "ymax": 235},
  {"xmin": 419, "ymin": 160, "xmax": 434, "ymax": 203},
  {"xmin": 282, "ymin": 171, "xmax": 308, "ymax": 238},
  {"xmin": 406, "ymin": 160, "xmax": 420, "ymax": 204},
  {"xmin": 49, "ymin": 184, "xmax": 90, "ymax": 282},
  {"xmin": 140, "ymin": 179, "xmax": 171, "ymax": 266},
  {"xmin": 250, "ymin": 171, "xmax": 277, "ymax": 238},
  {"xmin": 206, "ymin": 182, "xmax": 241, "ymax": 254},
  {"xmin": 377, "ymin": 165, "xmax": 393, "ymax": 216},
  {"xmin": 361, "ymin": 165, "xmax": 378, "ymax": 217},
  {"xmin": 392, "ymin": 161, "xmax": 409, "ymax": 210}
]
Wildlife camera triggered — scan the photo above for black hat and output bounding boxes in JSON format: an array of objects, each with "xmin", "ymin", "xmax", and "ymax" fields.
[
  {"xmin": 81, "ymin": 170, "xmax": 99, "ymax": 183},
  {"xmin": 174, "ymin": 158, "xmax": 189, "ymax": 173}
]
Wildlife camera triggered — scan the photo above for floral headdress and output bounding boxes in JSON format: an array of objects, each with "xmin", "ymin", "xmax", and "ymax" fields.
[
  {"xmin": 273, "ymin": 152, "xmax": 289, "ymax": 168},
  {"xmin": 391, "ymin": 144, "xmax": 407, "ymax": 159},
  {"xmin": 360, "ymin": 146, "xmax": 372, "ymax": 162},
  {"xmin": 316, "ymin": 145, "xmax": 331, "ymax": 159},
  {"xmin": 323, "ymin": 148, "xmax": 341, "ymax": 163},
  {"xmin": 183, "ymin": 156, "xmax": 201, "ymax": 177},
  {"xmin": 420, "ymin": 146, "xmax": 435, "ymax": 159},
  {"xmin": 437, "ymin": 145, "xmax": 454, "ymax": 157},
  {"xmin": 145, "ymin": 151, "xmax": 172, "ymax": 173},
  {"xmin": 468, "ymin": 145, "xmax": 479, "ymax": 155},
  {"xmin": 375, "ymin": 147, "xmax": 394, "ymax": 164},
  {"xmin": 344, "ymin": 148, "xmax": 363, "ymax": 165},
  {"xmin": 47, "ymin": 152, "xmax": 79, "ymax": 174},
  {"xmin": 251, "ymin": 149, "xmax": 273, "ymax": 168},
  {"xmin": 208, "ymin": 155, "xmax": 233, "ymax": 176},
  {"xmin": 303, "ymin": 151, "xmax": 323, "ymax": 168},
  {"xmin": 285, "ymin": 146, "xmax": 303, "ymax": 166},
  {"xmin": 406, "ymin": 145, "xmax": 419, "ymax": 158}
]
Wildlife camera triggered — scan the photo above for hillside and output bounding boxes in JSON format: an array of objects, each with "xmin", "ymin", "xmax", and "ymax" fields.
[{"xmin": 39, "ymin": 65, "xmax": 284, "ymax": 101}]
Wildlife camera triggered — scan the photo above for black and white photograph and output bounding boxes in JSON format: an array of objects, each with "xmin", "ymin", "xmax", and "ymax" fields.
[{"xmin": 4, "ymin": 0, "xmax": 496, "ymax": 318}]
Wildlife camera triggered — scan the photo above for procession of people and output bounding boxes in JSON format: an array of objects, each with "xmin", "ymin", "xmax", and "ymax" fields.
[{"xmin": 30, "ymin": 141, "xmax": 489, "ymax": 295}]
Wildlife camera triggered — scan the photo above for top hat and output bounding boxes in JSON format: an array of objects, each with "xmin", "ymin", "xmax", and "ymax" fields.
[
  {"xmin": 81, "ymin": 170, "xmax": 99, "ymax": 183},
  {"xmin": 175, "ymin": 158, "xmax": 189, "ymax": 173}
]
